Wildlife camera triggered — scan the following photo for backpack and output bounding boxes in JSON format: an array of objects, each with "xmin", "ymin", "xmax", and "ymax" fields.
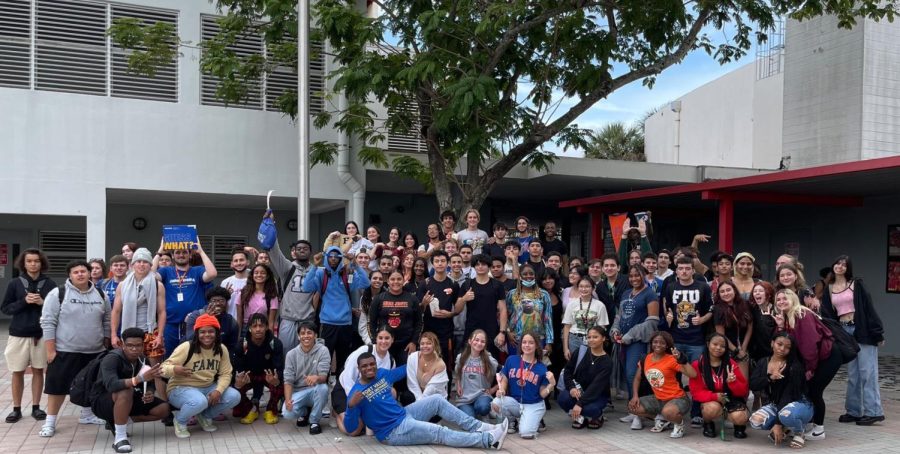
[
  {"xmin": 18, "ymin": 276, "xmax": 47, "ymax": 294},
  {"xmin": 69, "ymin": 350, "xmax": 111, "ymax": 407},
  {"xmin": 556, "ymin": 344, "xmax": 588, "ymax": 392},
  {"xmin": 817, "ymin": 315, "xmax": 859, "ymax": 364}
]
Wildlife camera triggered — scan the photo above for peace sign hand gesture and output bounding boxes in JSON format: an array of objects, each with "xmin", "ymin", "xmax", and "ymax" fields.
[{"xmin": 726, "ymin": 365, "xmax": 737, "ymax": 383}]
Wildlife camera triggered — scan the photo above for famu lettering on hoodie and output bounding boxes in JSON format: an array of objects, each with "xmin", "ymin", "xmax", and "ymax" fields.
[{"xmin": 162, "ymin": 342, "xmax": 233, "ymax": 394}]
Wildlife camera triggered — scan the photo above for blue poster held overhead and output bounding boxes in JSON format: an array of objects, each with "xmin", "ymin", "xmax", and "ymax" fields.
[{"xmin": 162, "ymin": 225, "xmax": 198, "ymax": 251}]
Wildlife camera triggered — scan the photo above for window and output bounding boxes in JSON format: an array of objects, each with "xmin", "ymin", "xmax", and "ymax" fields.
[
  {"xmin": 387, "ymin": 99, "xmax": 428, "ymax": 153},
  {"xmin": 0, "ymin": 0, "xmax": 178, "ymax": 101},
  {"xmin": 39, "ymin": 231, "xmax": 87, "ymax": 278},
  {"xmin": 201, "ymin": 14, "xmax": 325, "ymax": 114},
  {"xmin": 197, "ymin": 234, "xmax": 248, "ymax": 272}
]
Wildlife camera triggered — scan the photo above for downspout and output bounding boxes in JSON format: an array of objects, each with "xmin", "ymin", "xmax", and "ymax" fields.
[{"xmin": 337, "ymin": 91, "xmax": 365, "ymax": 226}]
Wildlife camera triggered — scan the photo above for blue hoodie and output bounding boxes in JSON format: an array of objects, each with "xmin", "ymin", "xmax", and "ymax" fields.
[{"xmin": 302, "ymin": 246, "xmax": 369, "ymax": 325}]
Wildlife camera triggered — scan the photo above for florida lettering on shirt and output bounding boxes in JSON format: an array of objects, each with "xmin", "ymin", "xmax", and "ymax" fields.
[{"xmin": 506, "ymin": 366, "xmax": 541, "ymax": 386}]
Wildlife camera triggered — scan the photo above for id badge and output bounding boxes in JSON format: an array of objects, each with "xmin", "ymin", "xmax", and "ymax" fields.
[
  {"xmin": 177, "ymin": 292, "xmax": 184, "ymax": 302},
  {"xmin": 347, "ymin": 274, "xmax": 354, "ymax": 284}
]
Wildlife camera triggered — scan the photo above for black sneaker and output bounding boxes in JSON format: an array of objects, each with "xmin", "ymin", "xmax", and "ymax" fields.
[
  {"xmin": 31, "ymin": 408, "xmax": 46, "ymax": 421},
  {"xmin": 5, "ymin": 410, "xmax": 22, "ymax": 423},
  {"xmin": 856, "ymin": 415, "xmax": 885, "ymax": 426},
  {"xmin": 839, "ymin": 414, "xmax": 861, "ymax": 423},
  {"xmin": 161, "ymin": 413, "xmax": 174, "ymax": 427},
  {"xmin": 538, "ymin": 419, "xmax": 547, "ymax": 432},
  {"xmin": 507, "ymin": 420, "xmax": 518, "ymax": 434},
  {"xmin": 296, "ymin": 416, "xmax": 309, "ymax": 427},
  {"xmin": 309, "ymin": 423, "xmax": 322, "ymax": 435}
]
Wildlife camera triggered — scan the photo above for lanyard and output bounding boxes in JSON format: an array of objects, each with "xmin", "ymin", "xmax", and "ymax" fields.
[
  {"xmin": 175, "ymin": 268, "xmax": 188, "ymax": 290},
  {"xmin": 518, "ymin": 357, "xmax": 534, "ymax": 388}
]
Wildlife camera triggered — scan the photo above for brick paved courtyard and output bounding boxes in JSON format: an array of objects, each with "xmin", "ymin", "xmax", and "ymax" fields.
[{"xmin": 1, "ymin": 321, "xmax": 897, "ymax": 453}]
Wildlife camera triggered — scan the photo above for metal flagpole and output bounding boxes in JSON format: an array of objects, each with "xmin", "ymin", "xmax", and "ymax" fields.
[{"xmin": 297, "ymin": 0, "xmax": 310, "ymax": 240}]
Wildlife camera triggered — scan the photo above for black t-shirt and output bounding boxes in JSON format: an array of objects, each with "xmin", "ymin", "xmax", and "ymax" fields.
[
  {"xmin": 541, "ymin": 238, "xmax": 569, "ymax": 256},
  {"xmin": 526, "ymin": 258, "xmax": 546, "ymax": 278},
  {"xmin": 485, "ymin": 242, "xmax": 507, "ymax": 260},
  {"xmin": 460, "ymin": 278, "xmax": 506, "ymax": 337},
  {"xmin": 417, "ymin": 277, "xmax": 459, "ymax": 341},
  {"xmin": 369, "ymin": 291, "xmax": 423, "ymax": 346},
  {"xmin": 499, "ymin": 278, "xmax": 517, "ymax": 293},
  {"xmin": 662, "ymin": 280, "xmax": 712, "ymax": 346}
]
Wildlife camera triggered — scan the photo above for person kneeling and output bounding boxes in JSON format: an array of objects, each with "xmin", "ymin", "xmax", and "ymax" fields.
[
  {"xmin": 345, "ymin": 353, "xmax": 509, "ymax": 450},
  {"xmin": 162, "ymin": 314, "xmax": 241, "ymax": 438},
  {"xmin": 492, "ymin": 332, "xmax": 555, "ymax": 439},
  {"xmin": 748, "ymin": 332, "xmax": 811, "ymax": 449},
  {"xmin": 629, "ymin": 332, "xmax": 696, "ymax": 439},
  {"xmin": 688, "ymin": 333, "xmax": 750, "ymax": 439},
  {"xmin": 92, "ymin": 328, "xmax": 170, "ymax": 453},
  {"xmin": 558, "ymin": 326, "xmax": 612, "ymax": 430},
  {"xmin": 233, "ymin": 313, "xmax": 284, "ymax": 425},
  {"xmin": 282, "ymin": 321, "xmax": 331, "ymax": 435}
]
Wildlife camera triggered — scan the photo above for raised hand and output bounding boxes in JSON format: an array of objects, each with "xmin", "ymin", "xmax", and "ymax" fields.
[{"xmin": 726, "ymin": 365, "xmax": 736, "ymax": 382}]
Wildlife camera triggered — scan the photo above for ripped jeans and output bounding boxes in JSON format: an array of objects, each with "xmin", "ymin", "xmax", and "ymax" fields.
[{"xmin": 749, "ymin": 401, "xmax": 812, "ymax": 434}]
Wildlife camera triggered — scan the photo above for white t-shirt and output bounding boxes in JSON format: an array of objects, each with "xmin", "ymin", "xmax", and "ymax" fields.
[
  {"xmin": 455, "ymin": 229, "xmax": 489, "ymax": 255},
  {"xmin": 562, "ymin": 298, "xmax": 609, "ymax": 335},
  {"xmin": 220, "ymin": 275, "xmax": 247, "ymax": 319},
  {"xmin": 339, "ymin": 345, "xmax": 394, "ymax": 394}
]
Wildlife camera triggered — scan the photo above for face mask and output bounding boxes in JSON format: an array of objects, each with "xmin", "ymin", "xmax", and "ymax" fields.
[{"xmin": 521, "ymin": 279, "xmax": 535, "ymax": 287}]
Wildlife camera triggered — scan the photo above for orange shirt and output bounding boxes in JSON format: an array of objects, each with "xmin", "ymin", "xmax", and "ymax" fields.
[{"xmin": 643, "ymin": 354, "xmax": 685, "ymax": 401}]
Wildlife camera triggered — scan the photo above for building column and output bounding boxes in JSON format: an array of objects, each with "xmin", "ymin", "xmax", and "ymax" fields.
[
  {"xmin": 717, "ymin": 197, "xmax": 734, "ymax": 253},
  {"xmin": 86, "ymin": 203, "xmax": 106, "ymax": 260},
  {"xmin": 589, "ymin": 208, "xmax": 604, "ymax": 259}
]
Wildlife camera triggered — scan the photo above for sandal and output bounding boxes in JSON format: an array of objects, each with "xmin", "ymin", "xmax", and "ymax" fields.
[
  {"xmin": 571, "ymin": 419, "xmax": 586, "ymax": 429},
  {"xmin": 587, "ymin": 418, "xmax": 603, "ymax": 430},
  {"xmin": 790, "ymin": 434, "xmax": 805, "ymax": 449},
  {"xmin": 38, "ymin": 424, "xmax": 55, "ymax": 437},
  {"xmin": 113, "ymin": 439, "xmax": 133, "ymax": 453}
]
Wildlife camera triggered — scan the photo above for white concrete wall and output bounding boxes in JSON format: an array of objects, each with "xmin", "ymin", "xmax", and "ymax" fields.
[
  {"xmin": 644, "ymin": 63, "xmax": 782, "ymax": 170},
  {"xmin": 0, "ymin": 0, "xmax": 358, "ymax": 258},
  {"xmin": 862, "ymin": 19, "xmax": 900, "ymax": 159},
  {"xmin": 782, "ymin": 16, "xmax": 864, "ymax": 167}
]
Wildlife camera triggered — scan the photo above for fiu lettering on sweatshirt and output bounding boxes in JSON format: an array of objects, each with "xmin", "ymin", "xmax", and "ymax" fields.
[{"xmin": 162, "ymin": 341, "xmax": 233, "ymax": 394}]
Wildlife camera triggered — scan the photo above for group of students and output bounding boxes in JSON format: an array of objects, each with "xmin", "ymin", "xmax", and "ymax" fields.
[{"xmin": 0, "ymin": 210, "xmax": 886, "ymax": 452}]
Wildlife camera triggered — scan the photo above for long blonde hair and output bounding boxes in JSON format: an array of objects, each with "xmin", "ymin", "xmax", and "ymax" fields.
[{"xmin": 776, "ymin": 288, "xmax": 813, "ymax": 330}]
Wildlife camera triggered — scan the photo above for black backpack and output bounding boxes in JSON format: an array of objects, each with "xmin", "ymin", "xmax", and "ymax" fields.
[
  {"xmin": 69, "ymin": 350, "xmax": 111, "ymax": 407},
  {"xmin": 57, "ymin": 284, "xmax": 106, "ymax": 304},
  {"xmin": 818, "ymin": 316, "xmax": 859, "ymax": 364}
]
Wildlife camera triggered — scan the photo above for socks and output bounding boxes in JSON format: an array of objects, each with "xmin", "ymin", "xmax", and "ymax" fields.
[
  {"xmin": 114, "ymin": 424, "xmax": 128, "ymax": 443},
  {"xmin": 81, "ymin": 407, "xmax": 94, "ymax": 418},
  {"xmin": 13, "ymin": 406, "xmax": 21, "ymax": 413},
  {"xmin": 32, "ymin": 405, "xmax": 39, "ymax": 412},
  {"xmin": 45, "ymin": 415, "xmax": 57, "ymax": 428}
]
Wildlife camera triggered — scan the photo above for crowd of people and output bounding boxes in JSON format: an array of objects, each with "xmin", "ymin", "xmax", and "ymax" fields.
[{"xmin": 0, "ymin": 209, "xmax": 886, "ymax": 452}]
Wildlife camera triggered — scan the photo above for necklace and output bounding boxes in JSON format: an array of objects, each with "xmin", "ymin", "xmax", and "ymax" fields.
[{"xmin": 589, "ymin": 351, "xmax": 604, "ymax": 365}]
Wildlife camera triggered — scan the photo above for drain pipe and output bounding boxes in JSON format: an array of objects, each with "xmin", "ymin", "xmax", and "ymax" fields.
[{"xmin": 337, "ymin": 91, "xmax": 365, "ymax": 225}]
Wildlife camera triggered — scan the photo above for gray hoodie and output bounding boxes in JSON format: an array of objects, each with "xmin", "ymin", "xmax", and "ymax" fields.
[
  {"xmin": 283, "ymin": 339, "xmax": 331, "ymax": 390},
  {"xmin": 40, "ymin": 279, "xmax": 110, "ymax": 354}
]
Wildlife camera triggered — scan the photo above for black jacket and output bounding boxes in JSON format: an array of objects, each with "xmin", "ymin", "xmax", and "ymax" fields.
[
  {"xmin": 234, "ymin": 331, "xmax": 284, "ymax": 381},
  {"xmin": 595, "ymin": 274, "xmax": 629, "ymax": 323},
  {"xmin": 820, "ymin": 278, "xmax": 884, "ymax": 346},
  {"xmin": 750, "ymin": 356, "xmax": 806, "ymax": 411},
  {"xmin": 1, "ymin": 274, "xmax": 56, "ymax": 338},
  {"xmin": 93, "ymin": 349, "xmax": 154, "ymax": 395}
]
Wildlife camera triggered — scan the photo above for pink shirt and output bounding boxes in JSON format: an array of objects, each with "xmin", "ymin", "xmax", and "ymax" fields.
[
  {"xmin": 243, "ymin": 292, "xmax": 279, "ymax": 324},
  {"xmin": 830, "ymin": 287, "xmax": 855, "ymax": 317}
]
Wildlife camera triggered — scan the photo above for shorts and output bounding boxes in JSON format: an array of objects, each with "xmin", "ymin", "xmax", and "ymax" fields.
[
  {"xmin": 331, "ymin": 380, "xmax": 347, "ymax": 414},
  {"xmin": 92, "ymin": 391, "xmax": 167, "ymax": 423},
  {"xmin": 45, "ymin": 351, "xmax": 102, "ymax": 395},
  {"xmin": 4, "ymin": 336, "xmax": 48, "ymax": 372},
  {"xmin": 639, "ymin": 394, "xmax": 691, "ymax": 417}
]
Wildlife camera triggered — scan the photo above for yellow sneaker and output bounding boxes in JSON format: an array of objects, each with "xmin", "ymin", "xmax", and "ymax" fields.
[
  {"xmin": 263, "ymin": 411, "xmax": 279, "ymax": 424},
  {"xmin": 240, "ymin": 409, "xmax": 259, "ymax": 425}
]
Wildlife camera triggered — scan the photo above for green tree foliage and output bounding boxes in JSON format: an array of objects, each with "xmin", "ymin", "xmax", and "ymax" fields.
[
  {"xmin": 585, "ymin": 122, "xmax": 644, "ymax": 161},
  {"xmin": 109, "ymin": 0, "xmax": 896, "ymax": 215}
]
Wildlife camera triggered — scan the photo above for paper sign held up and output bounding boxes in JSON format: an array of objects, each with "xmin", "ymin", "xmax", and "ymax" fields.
[{"xmin": 162, "ymin": 225, "xmax": 198, "ymax": 251}]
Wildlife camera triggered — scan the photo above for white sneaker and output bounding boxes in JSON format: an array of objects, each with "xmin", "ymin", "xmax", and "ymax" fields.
[
  {"xmin": 631, "ymin": 416, "xmax": 644, "ymax": 430},
  {"xmin": 195, "ymin": 414, "xmax": 217, "ymax": 432},
  {"xmin": 489, "ymin": 418, "xmax": 509, "ymax": 450},
  {"xmin": 650, "ymin": 419, "xmax": 672, "ymax": 433},
  {"xmin": 670, "ymin": 422, "xmax": 685, "ymax": 438},
  {"xmin": 804, "ymin": 424, "xmax": 825, "ymax": 440},
  {"xmin": 619, "ymin": 413, "xmax": 637, "ymax": 423},
  {"xmin": 79, "ymin": 414, "xmax": 106, "ymax": 425},
  {"xmin": 172, "ymin": 418, "xmax": 190, "ymax": 439}
]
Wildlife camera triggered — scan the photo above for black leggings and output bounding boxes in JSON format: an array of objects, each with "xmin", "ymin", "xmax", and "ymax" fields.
[{"xmin": 808, "ymin": 347, "xmax": 842, "ymax": 425}]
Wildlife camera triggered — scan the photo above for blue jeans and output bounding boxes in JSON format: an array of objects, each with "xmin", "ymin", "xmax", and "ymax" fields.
[
  {"xmin": 843, "ymin": 326, "xmax": 884, "ymax": 417},
  {"xmin": 566, "ymin": 333, "xmax": 585, "ymax": 356},
  {"xmin": 456, "ymin": 395, "xmax": 492, "ymax": 418},
  {"xmin": 384, "ymin": 395, "xmax": 490, "ymax": 448},
  {"xmin": 675, "ymin": 342, "xmax": 705, "ymax": 418},
  {"xmin": 558, "ymin": 389, "xmax": 607, "ymax": 419},
  {"xmin": 750, "ymin": 401, "xmax": 812, "ymax": 434},
  {"xmin": 623, "ymin": 342, "xmax": 648, "ymax": 400},
  {"xmin": 281, "ymin": 384, "xmax": 329, "ymax": 424},
  {"xmin": 492, "ymin": 397, "xmax": 546, "ymax": 437},
  {"xmin": 168, "ymin": 384, "xmax": 241, "ymax": 425}
]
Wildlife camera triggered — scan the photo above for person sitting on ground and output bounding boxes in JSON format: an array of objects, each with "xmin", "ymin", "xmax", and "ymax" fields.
[
  {"xmin": 453, "ymin": 329, "xmax": 498, "ymax": 419},
  {"xmin": 161, "ymin": 314, "xmax": 242, "ymax": 438},
  {"xmin": 688, "ymin": 333, "xmax": 750, "ymax": 439},
  {"xmin": 232, "ymin": 313, "xmax": 284, "ymax": 425},
  {"xmin": 628, "ymin": 331, "xmax": 696, "ymax": 439},
  {"xmin": 558, "ymin": 326, "xmax": 612, "ymax": 430},
  {"xmin": 333, "ymin": 327, "xmax": 396, "ymax": 435},
  {"xmin": 344, "ymin": 353, "xmax": 510, "ymax": 449},
  {"xmin": 749, "ymin": 332, "xmax": 811, "ymax": 449},
  {"xmin": 406, "ymin": 332, "xmax": 449, "ymax": 402},
  {"xmin": 92, "ymin": 327, "xmax": 170, "ymax": 453},
  {"xmin": 493, "ymin": 331, "xmax": 555, "ymax": 439},
  {"xmin": 282, "ymin": 321, "xmax": 331, "ymax": 435}
]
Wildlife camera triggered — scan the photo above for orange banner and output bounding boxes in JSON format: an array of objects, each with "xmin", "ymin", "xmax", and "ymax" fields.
[{"xmin": 608, "ymin": 213, "xmax": 629, "ymax": 253}]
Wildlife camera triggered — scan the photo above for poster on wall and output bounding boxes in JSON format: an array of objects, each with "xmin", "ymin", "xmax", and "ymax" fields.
[{"xmin": 888, "ymin": 225, "xmax": 900, "ymax": 294}]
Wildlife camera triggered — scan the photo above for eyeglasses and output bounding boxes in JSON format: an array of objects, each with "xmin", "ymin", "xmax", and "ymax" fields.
[
  {"xmin": 123, "ymin": 343, "xmax": 143, "ymax": 350},
  {"xmin": 209, "ymin": 297, "xmax": 227, "ymax": 303}
]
